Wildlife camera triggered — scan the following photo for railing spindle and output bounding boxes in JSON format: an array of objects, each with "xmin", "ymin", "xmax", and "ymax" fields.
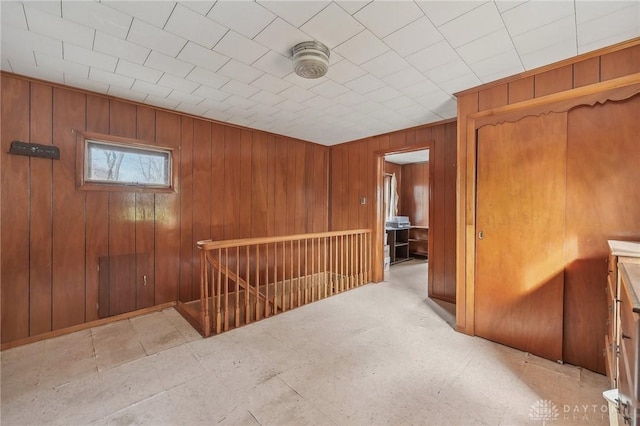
[
  {"xmin": 281, "ymin": 241, "xmax": 286, "ymax": 312},
  {"xmin": 245, "ymin": 246, "xmax": 250, "ymax": 325},
  {"xmin": 265, "ymin": 243, "xmax": 270, "ymax": 318},
  {"xmin": 289, "ymin": 240, "xmax": 294, "ymax": 310},
  {"xmin": 255, "ymin": 245, "xmax": 261, "ymax": 321},
  {"xmin": 297, "ymin": 240, "xmax": 301, "ymax": 307}
]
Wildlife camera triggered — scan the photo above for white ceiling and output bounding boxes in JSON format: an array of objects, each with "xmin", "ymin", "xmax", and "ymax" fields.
[
  {"xmin": 1, "ymin": 1, "xmax": 639, "ymax": 146},
  {"xmin": 385, "ymin": 149, "xmax": 429, "ymax": 164}
]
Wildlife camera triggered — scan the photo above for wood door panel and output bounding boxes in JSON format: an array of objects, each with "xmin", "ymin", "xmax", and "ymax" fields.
[
  {"xmin": 564, "ymin": 94, "xmax": 640, "ymax": 374},
  {"xmin": 475, "ymin": 113, "xmax": 567, "ymax": 362}
]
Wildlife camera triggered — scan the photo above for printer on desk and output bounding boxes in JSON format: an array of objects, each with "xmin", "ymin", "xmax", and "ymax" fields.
[{"xmin": 386, "ymin": 216, "xmax": 410, "ymax": 229}]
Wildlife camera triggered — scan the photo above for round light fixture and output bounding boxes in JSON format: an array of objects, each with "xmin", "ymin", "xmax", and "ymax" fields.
[{"xmin": 291, "ymin": 41, "xmax": 330, "ymax": 79}]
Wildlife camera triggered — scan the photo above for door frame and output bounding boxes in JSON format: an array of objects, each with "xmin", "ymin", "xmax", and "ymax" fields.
[
  {"xmin": 456, "ymin": 73, "xmax": 640, "ymax": 335},
  {"xmin": 373, "ymin": 143, "xmax": 433, "ymax": 293}
]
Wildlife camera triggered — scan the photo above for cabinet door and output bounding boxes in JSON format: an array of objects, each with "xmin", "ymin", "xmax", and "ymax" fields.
[{"xmin": 475, "ymin": 113, "xmax": 567, "ymax": 362}]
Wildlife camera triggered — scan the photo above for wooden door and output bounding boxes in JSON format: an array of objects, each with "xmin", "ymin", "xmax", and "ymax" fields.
[{"xmin": 475, "ymin": 113, "xmax": 567, "ymax": 362}]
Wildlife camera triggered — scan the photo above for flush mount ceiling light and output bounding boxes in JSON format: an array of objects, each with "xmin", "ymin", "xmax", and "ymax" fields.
[{"xmin": 291, "ymin": 41, "xmax": 330, "ymax": 79}]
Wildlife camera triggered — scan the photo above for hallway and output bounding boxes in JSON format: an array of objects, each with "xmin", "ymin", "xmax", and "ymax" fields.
[{"xmin": 1, "ymin": 260, "xmax": 608, "ymax": 425}]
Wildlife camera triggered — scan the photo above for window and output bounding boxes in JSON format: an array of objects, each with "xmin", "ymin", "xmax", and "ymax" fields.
[{"xmin": 76, "ymin": 131, "xmax": 176, "ymax": 192}]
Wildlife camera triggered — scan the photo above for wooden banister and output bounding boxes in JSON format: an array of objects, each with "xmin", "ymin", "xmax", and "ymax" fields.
[{"xmin": 196, "ymin": 229, "xmax": 372, "ymax": 337}]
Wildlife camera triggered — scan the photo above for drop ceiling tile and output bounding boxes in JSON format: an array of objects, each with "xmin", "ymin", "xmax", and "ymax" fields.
[
  {"xmin": 300, "ymin": 3, "xmax": 365, "ymax": 48},
  {"xmin": 221, "ymin": 79, "xmax": 260, "ymax": 98},
  {"xmin": 424, "ymin": 58, "xmax": 472, "ymax": 84},
  {"xmin": 277, "ymin": 100, "xmax": 307, "ymax": 113},
  {"xmin": 365, "ymin": 86, "xmax": 402, "ymax": 103},
  {"xmin": 416, "ymin": 1, "xmax": 486, "ymax": 27},
  {"xmin": 21, "ymin": 1, "xmax": 61, "ymax": 17},
  {"xmin": 2, "ymin": 26, "xmax": 63, "ymax": 59},
  {"xmin": 223, "ymin": 95, "xmax": 257, "ymax": 110},
  {"xmin": 217, "ymin": 59, "xmax": 263, "ymax": 84},
  {"xmin": 456, "ymin": 28, "xmax": 514, "ymax": 65},
  {"xmin": 180, "ymin": 1, "xmax": 215, "ymax": 16},
  {"xmin": 227, "ymin": 116, "xmax": 256, "ymax": 127},
  {"xmin": 304, "ymin": 95, "xmax": 336, "ymax": 110},
  {"xmin": 64, "ymin": 44, "xmax": 117, "ymax": 72},
  {"xmin": 94, "ymin": 31, "xmax": 150, "ymax": 65},
  {"xmin": 186, "ymin": 66, "xmax": 229, "ymax": 89},
  {"xmin": 361, "ymin": 50, "xmax": 410, "ymax": 79},
  {"xmin": 257, "ymin": 1, "xmax": 330, "ymax": 27},
  {"xmin": 326, "ymin": 59, "xmax": 366, "ymax": 84},
  {"xmin": 406, "ymin": 40, "xmax": 459, "ymax": 73},
  {"xmin": 520, "ymin": 39, "xmax": 577, "ymax": 70},
  {"xmin": 438, "ymin": 73, "xmax": 482, "ymax": 94},
  {"xmin": 335, "ymin": 1, "xmax": 370, "ymax": 15},
  {"xmin": 248, "ymin": 103, "xmax": 281, "ymax": 117},
  {"xmin": 102, "ymin": 1, "xmax": 176, "ymax": 28},
  {"xmin": 63, "ymin": 74, "xmax": 110, "ymax": 94},
  {"xmin": 439, "ymin": 2, "xmax": 503, "ymax": 48},
  {"xmin": 193, "ymin": 85, "xmax": 230, "ymax": 102},
  {"xmin": 502, "ymin": 1, "xmax": 574, "ymax": 37},
  {"xmin": 578, "ymin": 28, "xmax": 640, "ymax": 55},
  {"xmin": 333, "ymin": 30, "xmax": 389, "ymax": 65},
  {"xmin": 116, "ymin": 60, "xmax": 162, "ymax": 84},
  {"xmin": 254, "ymin": 18, "xmax": 309, "ymax": 57},
  {"xmin": 383, "ymin": 67, "xmax": 426, "ymax": 90},
  {"xmin": 251, "ymin": 73, "xmax": 292, "ymax": 94},
  {"xmin": 577, "ymin": 4, "xmax": 640, "ymax": 47},
  {"xmin": 400, "ymin": 78, "xmax": 441, "ymax": 98},
  {"xmin": 513, "ymin": 16, "xmax": 575, "ymax": 56},
  {"xmin": 165, "ymin": 4, "xmax": 227, "ymax": 50},
  {"xmin": 333, "ymin": 91, "xmax": 366, "ymax": 106},
  {"xmin": 35, "ymin": 52, "xmax": 88, "ymax": 78},
  {"xmin": 310, "ymin": 80, "xmax": 350, "ymax": 98},
  {"xmin": 252, "ymin": 51, "xmax": 291, "ymax": 79},
  {"xmin": 279, "ymin": 85, "xmax": 316, "ymax": 103},
  {"xmin": 575, "ymin": 1, "xmax": 637, "ymax": 24},
  {"xmin": 89, "ymin": 68, "xmax": 134, "ymax": 89},
  {"xmin": 382, "ymin": 95, "xmax": 419, "ymax": 110},
  {"xmin": 144, "ymin": 51, "xmax": 193, "ymax": 77},
  {"xmin": 203, "ymin": 109, "xmax": 232, "ymax": 122},
  {"xmin": 283, "ymin": 73, "xmax": 326, "ymax": 89},
  {"xmin": 144, "ymin": 94, "xmax": 181, "ymax": 109},
  {"xmin": 127, "ymin": 19, "xmax": 187, "ymax": 57},
  {"xmin": 415, "ymin": 89, "xmax": 453, "ymax": 110},
  {"xmin": 324, "ymin": 103, "xmax": 352, "ymax": 117},
  {"xmin": 1, "ymin": 58, "xmax": 12, "ymax": 71},
  {"xmin": 61, "ymin": 1, "xmax": 131, "ymax": 39},
  {"xmin": 251, "ymin": 90, "xmax": 286, "ymax": 106},
  {"xmin": 108, "ymin": 86, "xmax": 148, "ymax": 103},
  {"xmin": 157, "ymin": 73, "xmax": 199, "ymax": 93},
  {"xmin": 176, "ymin": 102, "xmax": 209, "ymax": 116},
  {"xmin": 207, "ymin": 1, "xmax": 275, "ymax": 39},
  {"xmin": 354, "ymin": 1, "xmax": 422, "ymax": 38},
  {"xmin": 3, "ymin": 49, "xmax": 36, "ymax": 71},
  {"xmin": 214, "ymin": 31, "xmax": 269, "ymax": 65},
  {"xmin": 494, "ymin": 1, "xmax": 527, "ymax": 13},
  {"xmin": 24, "ymin": 5, "xmax": 94, "ymax": 49},
  {"xmin": 477, "ymin": 62, "xmax": 524, "ymax": 84},
  {"xmin": 177, "ymin": 42, "xmax": 229, "ymax": 73},
  {"xmin": 9, "ymin": 63, "xmax": 64, "ymax": 84},
  {"xmin": 396, "ymin": 105, "xmax": 440, "ymax": 124},
  {"xmin": 131, "ymin": 79, "xmax": 172, "ymax": 98},
  {"xmin": 382, "ymin": 17, "xmax": 442, "ymax": 57},
  {"xmin": 166, "ymin": 89, "xmax": 204, "ymax": 105},
  {"xmin": 199, "ymin": 98, "xmax": 231, "ymax": 111},
  {"xmin": 1, "ymin": 2, "xmax": 27, "ymax": 30},
  {"xmin": 432, "ymin": 98, "xmax": 457, "ymax": 117},
  {"xmin": 345, "ymin": 74, "xmax": 385, "ymax": 95}
]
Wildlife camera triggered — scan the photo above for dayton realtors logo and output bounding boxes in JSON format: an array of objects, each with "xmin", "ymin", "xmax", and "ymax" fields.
[
  {"xmin": 530, "ymin": 399, "xmax": 609, "ymax": 423},
  {"xmin": 530, "ymin": 399, "xmax": 560, "ymax": 425}
]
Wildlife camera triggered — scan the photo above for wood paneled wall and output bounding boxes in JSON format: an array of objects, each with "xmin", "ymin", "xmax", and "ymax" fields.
[
  {"xmin": 400, "ymin": 162, "xmax": 429, "ymax": 227},
  {"xmin": 329, "ymin": 121, "xmax": 456, "ymax": 302},
  {"xmin": 0, "ymin": 74, "xmax": 329, "ymax": 344},
  {"xmin": 456, "ymin": 38, "xmax": 640, "ymax": 372}
]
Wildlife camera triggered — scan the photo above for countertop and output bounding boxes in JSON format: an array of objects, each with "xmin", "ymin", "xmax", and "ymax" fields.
[{"xmin": 608, "ymin": 240, "xmax": 640, "ymax": 258}]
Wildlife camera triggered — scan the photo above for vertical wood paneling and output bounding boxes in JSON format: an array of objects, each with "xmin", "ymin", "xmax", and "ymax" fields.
[
  {"xmin": 1, "ymin": 77, "xmax": 30, "ymax": 342},
  {"xmin": 329, "ymin": 144, "xmax": 344, "ymax": 230},
  {"xmin": 108, "ymin": 101, "xmax": 137, "ymax": 313},
  {"xmin": 239, "ymin": 130, "xmax": 252, "ymax": 238},
  {"xmin": 478, "ymin": 84, "xmax": 508, "ymax": 110},
  {"xmin": 266, "ymin": 133, "xmax": 276, "ymax": 236},
  {"xmin": 179, "ymin": 116, "xmax": 194, "ymax": 301},
  {"xmin": 534, "ymin": 65, "xmax": 573, "ymax": 97},
  {"xmin": 84, "ymin": 95, "xmax": 110, "ymax": 322},
  {"xmin": 508, "ymin": 76, "xmax": 534, "ymax": 104},
  {"xmin": 443, "ymin": 122, "xmax": 457, "ymax": 301},
  {"xmin": 431, "ymin": 125, "xmax": 446, "ymax": 298},
  {"xmin": 389, "ymin": 132, "xmax": 405, "ymax": 150},
  {"xmin": 51, "ymin": 88, "xmax": 86, "ymax": 330},
  {"xmin": 29, "ymin": 83, "xmax": 53, "ymax": 335},
  {"xmin": 292, "ymin": 140, "xmax": 306, "ymax": 234},
  {"xmin": 135, "ymin": 106, "xmax": 156, "ymax": 308},
  {"xmin": 209, "ymin": 123, "xmax": 224, "ymax": 240},
  {"xmin": 573, "ymin": 57, "xmax": 600, "ymax": 88},
  {"xmin": 274, "ymin": 136, "xmax": 289, "ymax": 235},
  {"xmin": 155, "ymin": 111, "xmax": 181, "ymax": 304},
  {"xmin": 223, "ymin": 127, "xmax": 241, "ymax": 239},
  {"xmin": 252, "ymin": 132, "xmax": 269, "ymax": 237},
  {"xmin": 601, "ymin": 44, "xmax": 640, "ymax": 81}
]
